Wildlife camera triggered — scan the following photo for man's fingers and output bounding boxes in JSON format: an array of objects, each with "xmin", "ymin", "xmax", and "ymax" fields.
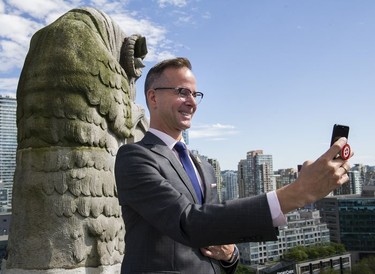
[{"xmin": 326, "ymin": 137, "xmax": 349, "ymax": 160}]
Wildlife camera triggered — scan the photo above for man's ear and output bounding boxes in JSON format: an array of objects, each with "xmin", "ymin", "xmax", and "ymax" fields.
[{"xmin": 146, "ymin": 89, "xmax": 157, "ymax": 108}]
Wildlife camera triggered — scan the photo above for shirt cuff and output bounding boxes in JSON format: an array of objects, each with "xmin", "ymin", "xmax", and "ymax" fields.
[{"xmin": 266, "ymin": 191, "xmax": 287, "ymax": 227}]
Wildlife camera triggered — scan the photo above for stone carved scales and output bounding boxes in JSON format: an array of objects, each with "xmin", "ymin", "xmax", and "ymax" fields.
[{"xmin": 6, "ymin": 7, "xmax": 148, "ymax": 272}]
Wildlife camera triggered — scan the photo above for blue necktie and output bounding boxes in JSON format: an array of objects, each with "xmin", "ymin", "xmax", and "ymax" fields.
[{"xmin": 174, "ymin": 142, "xmax": 203, "ymax": 204}]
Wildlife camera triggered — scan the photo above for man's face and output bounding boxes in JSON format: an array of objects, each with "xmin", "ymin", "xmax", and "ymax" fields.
[{"xmin": 148, "ymin": 67, "xmax": 197, "ymax": 139}]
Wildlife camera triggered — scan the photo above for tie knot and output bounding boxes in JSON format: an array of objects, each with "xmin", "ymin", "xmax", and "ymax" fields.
[{"xmin": 174, "ymin": 141, "xmax": 187, "ymax": 153}]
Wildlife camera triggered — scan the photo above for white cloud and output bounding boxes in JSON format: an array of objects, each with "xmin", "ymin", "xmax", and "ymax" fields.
[
  {"xmin": 176, "ymin": 14, "xmax": 192, "ymax": 24},
  {"xmin": 157, "ymin": 0, "xmax": 188, "ymax": 8},
  {"xmin": 0, "ymin": 40, "xmax": 28, "ymax": 72},
  {"xmin": 110, "ymin": 13, "xmax": 175, "ymax": 62},
  {"xmin": 201, "ymin": 11, "xmax": 211, "ymax": 20},
  {"xmin": 0, "ymin": 78, "xmax": 18, "ymax": 95},
  {"xmin": 148, "ymin": 50, "xmax": 175, "ymax": 62},
  {"xmin": 0, "ymin": 1, "xmax": 72, "ymax": 73},
  {"xmin": 7, "ymin": 0, "xmax": 74, "ymax": 21},
  {"xmin": 89, "ymin": 0, "xmax": 132, "ymax": 18},
  {"xmin": 0, "ymin": 14, "xmax": 43, "ymax": 42},
  {"xmin": 0, "ymin": 0, "xmax": 4, "ymax": 13},
  {"xmin": 0, "ymin": 0, "xmax": 179, "ymax": 84},
  {"xmin": 189, "ymin": 123, "xmax": 240, "ymax": 140},
  {"xmin": 211, "ymin": 124, "xmax": 237, "ymax": 129}
]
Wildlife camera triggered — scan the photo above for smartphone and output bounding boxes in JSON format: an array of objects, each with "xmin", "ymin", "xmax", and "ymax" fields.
[{"xmin": 330, "ymin": 124, "xmax": 349, "ymax": 147}]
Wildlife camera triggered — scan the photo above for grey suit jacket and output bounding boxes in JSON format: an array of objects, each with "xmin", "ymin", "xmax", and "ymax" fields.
[{"xmin": 115, "ymin": 132, "xmax": 278, "ymax": 273}]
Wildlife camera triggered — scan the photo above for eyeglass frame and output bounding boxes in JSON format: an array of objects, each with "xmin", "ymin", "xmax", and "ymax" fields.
[{"xmin": 153, "ymin": 87, "xmax": 204, "ymax": 104}]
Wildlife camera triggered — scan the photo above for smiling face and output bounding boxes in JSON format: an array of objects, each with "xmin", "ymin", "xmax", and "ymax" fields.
[{"xmin": 147, "ymin": 66, "xmax": 197, "ymax": 140}]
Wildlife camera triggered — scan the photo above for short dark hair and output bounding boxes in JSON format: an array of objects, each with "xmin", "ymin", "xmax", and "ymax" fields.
[{"xmin": 144, "ymin": 57, "xmax": 192, "ymax": 98}]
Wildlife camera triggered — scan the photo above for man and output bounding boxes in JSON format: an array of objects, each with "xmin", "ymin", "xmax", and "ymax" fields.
[{"xmin": 115, "ymin": 57, "xmax": 352, "ymax": 273}]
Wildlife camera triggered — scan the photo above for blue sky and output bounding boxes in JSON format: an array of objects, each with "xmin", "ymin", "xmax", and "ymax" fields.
[{"xmin": 1, "ymin": 0, "xmax": 374, "ymax": 170}]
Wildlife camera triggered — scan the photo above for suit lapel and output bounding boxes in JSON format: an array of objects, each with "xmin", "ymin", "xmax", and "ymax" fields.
[
  {"xmin": 142, "ymin": 132, "xmax": 202, "ymax": 204},
  {"xmin": 190, "ymin": 153, "xmax": 210, "ymax": 203}
]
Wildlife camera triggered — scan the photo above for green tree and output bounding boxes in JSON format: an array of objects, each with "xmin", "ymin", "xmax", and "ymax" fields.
[
  {"xmin": 283, "ymin": 243, "xmax": 347, "ymax": 262},
  {"xmin": 331, "ymin": 242, "xmax": 346, "ymax": 254},
  {"xmin": 321, "ymin": 244, "xmax": 336, "ymax": 257},
  {"xmin": 233, "ymin": 263, "xmax": 255, "ymax": 274},
  {"xmin": 284, "ymin": 245, "xmax": 308, "ymax": 261},
  {"xmin": 352, "ymin": 256, "xmax": 375, "ymax": 274},
  {"xmin": 306, "ymin": 245, "xmax": 320, "ymax": 259}
]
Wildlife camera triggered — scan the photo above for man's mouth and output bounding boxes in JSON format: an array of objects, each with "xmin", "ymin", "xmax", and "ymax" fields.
[{"xmin": 180, "ymin": 111, "xmax": 191, "ymax": 117}]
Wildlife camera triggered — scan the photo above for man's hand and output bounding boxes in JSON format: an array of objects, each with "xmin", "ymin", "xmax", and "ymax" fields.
[
  {"xmin": 200, "ymin": 244, "xmax": 235, "ymax": 261},
  {"xmin": 276, "ymin": 137, "xmax": 353, "ymax": 214}
]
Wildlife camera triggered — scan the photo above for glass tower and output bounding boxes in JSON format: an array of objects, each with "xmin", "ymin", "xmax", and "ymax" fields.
[
  {"xmin": 316, "ymin": 192, "xmax": 375, "ymax": 253},
  {"xmin": 0, "ymin": 96, "xmax": 17, "ymax": 206}
]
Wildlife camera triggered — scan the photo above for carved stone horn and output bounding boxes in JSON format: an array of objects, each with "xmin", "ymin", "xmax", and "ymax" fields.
[{"xmin": 121, "ymin": 35, "xmax": 148, "ymax": 100}]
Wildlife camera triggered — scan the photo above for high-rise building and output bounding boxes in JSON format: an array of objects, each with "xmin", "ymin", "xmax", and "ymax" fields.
[
  {"xmin": 207, "ymin": 158, "xmax": 222, "ymax": 201},
  {"xmin": 349, "ymin": 170, "xmax": 363, "ymax": 194},
  {"xmin": 221, "ymin": 170, "xmax": 238, "ymax": 201},
  {"xmin": 333, "ymin": 168, "xmax": 363, "ymax": 195},
  {"xmin": 254, "ymin": 152, "xmax": 274, "ymax": 193},
  {"xmin": 182, "ymin": 130, "xmax": 189, "ymax": 145},
  {"xmin": 237, "ymin": 150, "xmax": 273, "ymax": 198},
  {"xmin": 0, "ymin": 96, "xmax": 17, "ymax": 206},
  {"xmin": 237, "ymin": 159, "xmax": 249, "ymax": 198},
  {"xmin": 316, "ymin": 187, "xmax": 375, "ymax": 260},
  {"xmin": 274, "ymin": 168, "xmax": 297, "ymax": 189}
]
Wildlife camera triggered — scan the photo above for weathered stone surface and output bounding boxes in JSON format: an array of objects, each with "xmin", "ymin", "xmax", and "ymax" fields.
[
  {"xmin": 6, "ymin": 7, "xmax": 148, "ymax": 271},
  {"xmin": 2, "ymin": 262, "xmax": 121, "ymax": 274}
]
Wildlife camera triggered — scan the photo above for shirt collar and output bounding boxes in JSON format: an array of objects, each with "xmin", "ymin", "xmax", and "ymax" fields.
[{"xmin": 149, "ymin": 128, "xmax": 185, "ymax": 150}]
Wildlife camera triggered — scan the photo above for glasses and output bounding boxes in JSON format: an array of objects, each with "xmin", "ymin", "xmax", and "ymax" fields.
[{"xmin": 154, "ymin": 87, "xmax": 204, "ymax": 104}]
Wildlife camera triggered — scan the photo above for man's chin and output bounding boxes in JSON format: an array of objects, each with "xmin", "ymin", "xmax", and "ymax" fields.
[{"xmin": 180, "ymin": 123, "xmax": 191, "ymax": 131}]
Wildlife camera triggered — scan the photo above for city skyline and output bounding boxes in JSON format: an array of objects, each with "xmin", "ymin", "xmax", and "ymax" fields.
[
  {"xmin": 1, "ymin": 94, "xmax": 375, "ymax": 174},
  {"xmin": 1, "ymin": 1, "xmax": 375, "ymax": 170}
]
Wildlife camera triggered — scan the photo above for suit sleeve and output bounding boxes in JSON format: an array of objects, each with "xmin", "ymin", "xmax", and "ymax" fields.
[{"xmin": 115, "ymin": 143, "xmax": 278, "ymax": 248}]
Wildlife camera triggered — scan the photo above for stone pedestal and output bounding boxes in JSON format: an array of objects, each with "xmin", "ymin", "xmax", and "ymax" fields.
[{"xmin": 1, "ymin": 261, "xmax": 121, "ymax": 274}]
